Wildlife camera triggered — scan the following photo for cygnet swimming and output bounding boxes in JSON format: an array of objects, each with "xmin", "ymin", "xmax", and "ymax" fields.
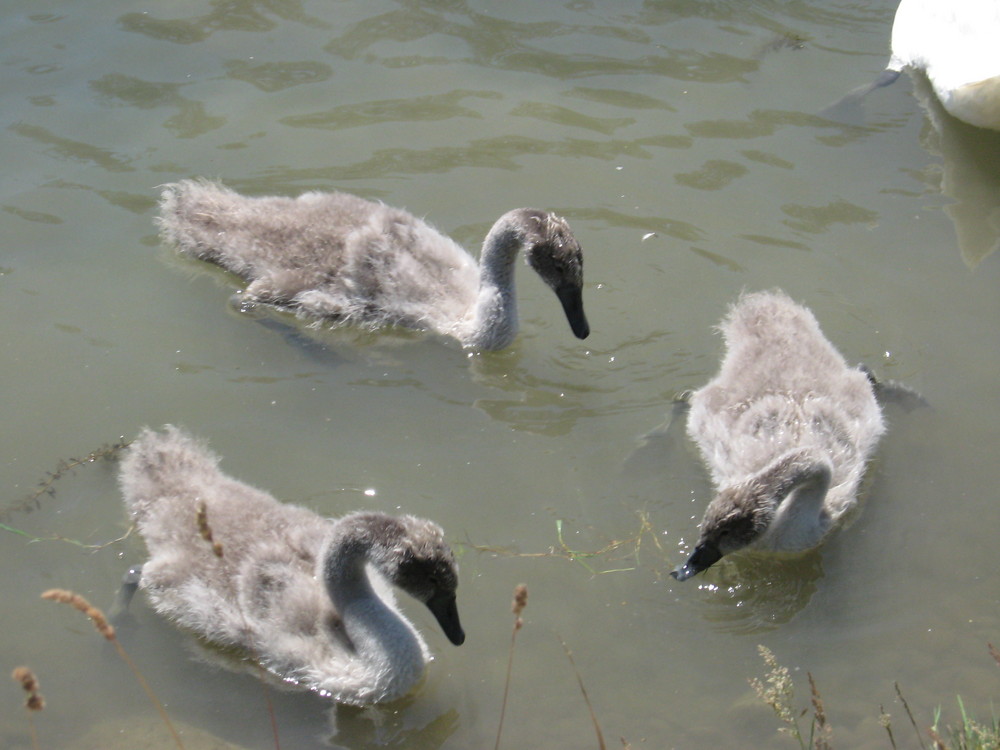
[
  {"xmin": 671, "ymin": 290, "xmax": 887, "ymax": 581},
  {"xmin": 157, "ymin": 179, "xmax": 590, "ymax": 350},
  {"xmin": 119, "ymin": 426, "xmax": 464, "ymax": 705}
]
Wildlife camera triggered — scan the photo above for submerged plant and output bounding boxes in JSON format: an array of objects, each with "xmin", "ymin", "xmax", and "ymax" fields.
[{"xmin": 1, "ymin": 439, "xmax": 133, "ymax": 550}]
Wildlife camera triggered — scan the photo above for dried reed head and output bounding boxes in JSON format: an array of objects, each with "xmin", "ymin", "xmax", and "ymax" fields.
[
  {"xmin": 11, "ymin": 667, "xmax": 44, "ymax": 711},
  {"xmin": 196, "ymin": 501, "xmax": 224, "ymax": 557},
  {"xmin": 40, "ymin": 589, "xmax": 187, "ymax": 749},
  {"xmin": 511, "ymin": 583, "xmax": 527, "ymax": 630},
  {"xmin": 40, "ymin": 589, "xmax": 115, "ymax": 640}
]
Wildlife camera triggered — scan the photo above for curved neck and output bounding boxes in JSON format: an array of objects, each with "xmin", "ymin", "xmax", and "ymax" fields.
[
  {"xmin": 465, "ymin": 212, "xmax": 537, "ymax": 349},
  {"xmin": 756, "ymin": 450, "xmax": 834, "ymax": 550},
  {"xmin": 321, "ymin": 517, "xmax": 424, "ymax": 677}
]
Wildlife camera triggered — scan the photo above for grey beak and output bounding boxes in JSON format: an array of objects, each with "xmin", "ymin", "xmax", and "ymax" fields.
[
  {"xmin": 426, "ymin": 590, "xmax": 465, "ymax": 645},
  {"xmin": 555, "ymin": 285, "xmax": 590, "ymax": 339},
  {"xmin": 670, "ymin": 541, "xmax": 723, "ymax": 582}
]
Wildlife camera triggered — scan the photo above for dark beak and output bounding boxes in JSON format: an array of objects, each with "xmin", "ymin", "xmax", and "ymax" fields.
[
  {"xmin": 670, "ymin": 541, "xmax": 723, "ymax": 582},
  {"xmin": 555, "ymin": 285, "xmax": 590, "ymax": 340},
  {"xmin": 426, "ymin": 590, "xmax": 465, "ymax": 645}
]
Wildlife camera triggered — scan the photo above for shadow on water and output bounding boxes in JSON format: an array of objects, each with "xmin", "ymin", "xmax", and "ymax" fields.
[{"xmin": 822, "ymin": 66, "xmax": 1000, "ymax": 270}]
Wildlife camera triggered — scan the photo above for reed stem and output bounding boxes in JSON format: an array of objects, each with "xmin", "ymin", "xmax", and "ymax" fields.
[
  {"xmin": 494, "ymin": 584, "xmax": 527, "ymax": 750},
  {"xmin": 41, "ymin": 589, "xmax": 186, "ymax": 750}
]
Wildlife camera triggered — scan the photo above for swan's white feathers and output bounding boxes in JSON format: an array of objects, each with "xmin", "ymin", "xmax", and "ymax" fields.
[{"xmin": 888, "ymin": 0, "xmax": 1000, "ymax": 130}]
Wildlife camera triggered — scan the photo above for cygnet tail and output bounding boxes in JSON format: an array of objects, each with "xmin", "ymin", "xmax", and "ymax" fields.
[{"xmin": 119, "ymin": 425, "xmax": 221, "ymax": 523}]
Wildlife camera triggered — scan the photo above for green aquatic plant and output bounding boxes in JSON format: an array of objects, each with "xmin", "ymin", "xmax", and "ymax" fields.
[
  {"xmin": 752, "ymin": 645, "xmax": 1000, "ymax": 750},
  {"xmin": 929, "ymin": 696, "xmax": 1000, "ymax": 750},
  {"xmin": 467, "ymin": 511, "xmax": 666, "ymax": 576}
]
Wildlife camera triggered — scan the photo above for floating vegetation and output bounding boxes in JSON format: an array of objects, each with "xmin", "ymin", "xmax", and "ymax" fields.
[
  {"xmin": 466, "ymin": 511, "xmax": 667, "ymax": 577},
  {"xmin": 0, "ymin": 439, "xmax": 133, "ymax": 549},
  {"xmin": 0, "ymin": 520, "xmax": 131, "ymax": 550},
  {"xmin": 2, "ymin": 439, "xmax": 131, "ymax": 522}
]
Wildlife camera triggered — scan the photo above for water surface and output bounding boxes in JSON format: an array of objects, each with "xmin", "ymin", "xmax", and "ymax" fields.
[{"xmin": 3, "ymin": 1, "xmax": 999, "ymax": 748}]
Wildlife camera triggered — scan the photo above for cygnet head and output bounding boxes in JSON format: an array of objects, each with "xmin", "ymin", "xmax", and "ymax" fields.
[
  {"xmin": 341, "ymin": 512, "xmax": 465, "ymax": 645},
  {"xmin": 518, "ymin": 210, "xmax": 590, "ymax": 340},
  {"xmin": 670, "ymin": 486, "xmax": 770, "ymax": 582},
  {"xmin": 671, "ymin": 451, "xmax": 835, "ymax": 582}
]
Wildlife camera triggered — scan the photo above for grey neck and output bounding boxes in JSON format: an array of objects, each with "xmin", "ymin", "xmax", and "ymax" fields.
[
  {"xmin": 760, "ymin": 451, "xmax": 834, "ymax": 550},
  {"xmin": 467, "ymin": 213, "xmax": 532, "ymax": 349}
]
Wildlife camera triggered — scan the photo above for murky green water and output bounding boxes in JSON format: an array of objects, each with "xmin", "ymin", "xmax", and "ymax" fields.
[{"xmin": 3, "ymin": 1, "xmax": 999, "ymax": 748}]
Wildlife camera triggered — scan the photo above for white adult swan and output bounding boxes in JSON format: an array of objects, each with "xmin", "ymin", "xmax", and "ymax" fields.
[
  {"xmin": 119, "ymin": 426, "xmax": 465, "ymax": 705},
  {"xmin": 157, "ymin": 180, "xmax": 591, "ymax": 350},
  {"xmin": 857, "ymin": 0, "xmax": 1000, "ymax": 130},
  {"xmin": 671, "ymin": 291, "xmax": 887, "ymax": 582}
]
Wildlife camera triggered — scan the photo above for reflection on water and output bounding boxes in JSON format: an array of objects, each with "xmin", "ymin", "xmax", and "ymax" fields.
[
  {"xmin": 823, "ymin": 59, "xmax": 1000, "ymax": 269},
  {"xmin": 90, "ymin": 73, "xmax": 226, "ymax": 138},
  {"xmin": 911, "ymin": 73, "xmax": 1000, "ymax": 269},
  {"xmin": 335, "ymin": 705, "xmax": 460, "ymax": 750},
  {"xmin": 689, "ymin": 550, "xmax": 825, "ymax": 634},
  {"xmin": 9, "ymin": 122, "xmax": 134, "ymax": 172},
  {"xmin": 119, "ymin": 0, "xmax": 329, "ymax": 42},
  {"xmin": 181, "ymin": 636, "xmax": 461, "ymax": 749},
  {"xmin": 280, "ymin": 91, "xmax": 502, "ymax": 132}
]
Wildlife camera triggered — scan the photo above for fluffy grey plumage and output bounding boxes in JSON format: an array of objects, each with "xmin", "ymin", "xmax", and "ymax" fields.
[
  {"xmin": 672, "ymin": 290, "xmax": 886, "ymax": 581},
  {"xmin": 156, "ymin": 180, "xmax": 590, "ymax": 350},
  {"xmin": 119, "ymin": 426, "xmax": 464, "ymax": 705}
]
